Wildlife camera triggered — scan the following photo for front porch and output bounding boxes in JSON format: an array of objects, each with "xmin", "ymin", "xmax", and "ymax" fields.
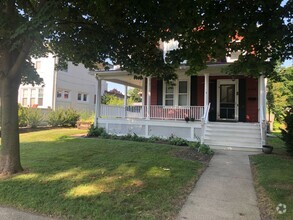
[{"xmin": 92, "ymin": 64, "xmax": 267, "ymax": 150}]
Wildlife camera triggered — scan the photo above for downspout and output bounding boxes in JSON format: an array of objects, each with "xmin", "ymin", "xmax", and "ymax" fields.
[{"xmin": 52, "ymin": 56, "xmax": 58, "ymax": 111}]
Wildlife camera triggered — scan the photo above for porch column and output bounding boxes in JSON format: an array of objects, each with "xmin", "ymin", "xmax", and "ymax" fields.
[
  {"xmin": 263, "ymin": 77, "xmax": 267, "ymax": 123},
  {"xmin": 258, "ymin": 75, "xmax": 265, "ymax": 122},
  {"xmin": 94, "ymin": 78, "xmax": 102, "ymax": 127},
  {"xmin": 124, "ymin": 85, "xmax": 128, "ymax": 118},
  {"xmin": 146, "ymin": 77, "xmax": 151, "ymax": 120},
  {"xmin": 204, "ymin": 73, "xmax": 209, "ymax": 110},
  {"xmin": 142, "ymin": 77, "xmax": 146, "ymax": 118}
]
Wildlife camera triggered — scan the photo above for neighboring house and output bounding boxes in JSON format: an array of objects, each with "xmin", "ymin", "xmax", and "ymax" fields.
[
  {"xmin": 91, "ymin": 41, "xmax": 267, "ymax": 150},
  {"xmin": 18, "ymin": 54, "xmax": 107, "ymax": 112}
]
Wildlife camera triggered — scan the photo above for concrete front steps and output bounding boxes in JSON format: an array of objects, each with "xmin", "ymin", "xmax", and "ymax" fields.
[{"xmin": 203, "ymin": 122, "xmax": 262, "ymax": 151}]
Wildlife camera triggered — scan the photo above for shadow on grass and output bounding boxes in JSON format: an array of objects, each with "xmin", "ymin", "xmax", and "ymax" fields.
[{"xmin": 0, "ymin": 137, "xmax": 202, "ymax": 219}]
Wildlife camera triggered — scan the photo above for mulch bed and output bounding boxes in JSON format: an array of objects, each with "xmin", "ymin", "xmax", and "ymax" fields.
[{"xmin": 171, "ymin": 146, "xmax": 213, "ymax": 164}]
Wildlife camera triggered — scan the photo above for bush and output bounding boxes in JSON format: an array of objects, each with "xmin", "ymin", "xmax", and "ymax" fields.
[
  {"xmin": 188, "ymin": 141, "xmax": 201, "ymax": 149},
  {"xmin": 198, "ymin": 144, "xmax": 213, "ymax": 155},
  {"xmin": 48, "ymin": 109, "xmax": 62, "ymax": 127},
  {"xmin": 26, "ymin": 108, "xmax": 43, "ymax": 128},
  {"xmin": 63, "ymin": 108, "xmax": 80, "ymax": 127},
  {"xmin": 148, "ymin": 136, "xmax": 166, "ymax": 143},
  {"xmin": 79, "ymin": 111, "xmax": 95, "ymax": 123},
  {"xmin": 48, "ymin": 108, "xmax": 80, "ymax": 127},
  {"xmin": 168, "ymin": 135, "xmax": 189, "ymax": 146},
  {"xmin": 281, "ymin": 108, "xmax": 293, "ymax": 155},
  {"xmin": 87, "ymin": 125, "xmax": 107, "ymax": 137},
  {"xmin": 18, "ymin": 104, "xmax": 28, "ymax": 127}
]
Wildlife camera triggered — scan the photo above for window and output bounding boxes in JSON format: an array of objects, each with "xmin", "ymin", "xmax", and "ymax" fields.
[
  {"xmin": 77, "ymin": 93, "xmax": 82, "ymax": 101},
  {"xmin": 30, "ymin": 89, "xmax": 37, "ymax": 106},
  {"xmin": 83, "ymin": 94, "xmax": 87, "ymax": 102},
  {"xmin": 57, "ymin": 89, "xmax": 70, "ymax": 100},
  {"xmin": 35, "ymin": 61, "xmax": 41, "ymax": 70},
  {"xmin": 64, "ymin": 90, "xmax": 69, "ymax": 99},
  {"xmin": 178, "ymin": 81, "xmax": 188, "ymax": 106},
  {"xmin": 22, "ymin": 89, "xmax": 28, "ymax": 106},
  {"xmin": 38, "ymin": 89, "xmax": 44, "ymax": 106},
  {"xmin": 165, "ymin": 83, "xmax": 174, "ymax": 106},
  {"xmin": 57, "ymin": 90, "xmax": 62, "ymax": 99},
  {"xmin": 163, "ymin": 79, "xmax": 189, "ymax": 107},
  {"xmin": 77, "ymin": 93, "xmax": 88, "ymax": 102}
]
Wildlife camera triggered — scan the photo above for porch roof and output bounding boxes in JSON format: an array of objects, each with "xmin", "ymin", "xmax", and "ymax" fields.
[
  {"xmin": 89, "ymin": 70, "xmax": 143, "ymax": 88},
  {"xmin": 89, "ymin": 63, "xmax": 231, "ymax": 88}
]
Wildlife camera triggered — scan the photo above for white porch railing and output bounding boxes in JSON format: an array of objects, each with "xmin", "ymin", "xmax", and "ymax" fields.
[
  {"xmin": 100, "ymin": 104, "xmax": 204, "ymax": 120},
  {"xmin": 201, "ymin": 103, "xmax": 211, "ymax": 144}
]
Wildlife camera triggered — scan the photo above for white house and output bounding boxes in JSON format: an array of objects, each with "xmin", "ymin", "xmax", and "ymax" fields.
[
  {"xmin": 18, "ymin": 54, "xmax": 107, "ymax": 112},
  {"xmin": 91, "ymin": 40, "xmax": 267, "ymax": 151}
]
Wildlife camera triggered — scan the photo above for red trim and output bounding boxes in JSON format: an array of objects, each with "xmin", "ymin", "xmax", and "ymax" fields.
[
  {"xmin": 197, "ymin": 76, "xmax": 204, "ymax": 106},
  {"xmin": 246, "ymin": 78, "xmax": 258, "ymax": 122},
  {"xmin": 151, "ymin": 78, "xmax": 157, "ymax": 105}
]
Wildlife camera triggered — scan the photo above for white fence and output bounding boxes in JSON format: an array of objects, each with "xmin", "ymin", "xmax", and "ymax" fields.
[{"xmin": 100, "ymin": 104, "xmax": 204, "ymax": 121}]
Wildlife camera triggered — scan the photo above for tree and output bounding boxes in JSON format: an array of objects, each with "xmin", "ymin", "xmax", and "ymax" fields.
[
  {"xmin": 128, "ymin": 88, "xmax": 142, "ymax": 103},
  {"xmin": 0, "ymin": 0, "xmax": 291, "ymax": 175},
  {"xmin": 267, "ymin": 66, "xmax": 293, "ymax": 122},
  {"xmin": 282, "ymin": 108, "xmax": 293, "ymax": 155}
]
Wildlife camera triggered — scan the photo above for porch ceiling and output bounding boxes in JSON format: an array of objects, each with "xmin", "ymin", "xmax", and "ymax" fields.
[{"xmin": 90, "ymin": 70, "xmax": 143, "ymax": 88}]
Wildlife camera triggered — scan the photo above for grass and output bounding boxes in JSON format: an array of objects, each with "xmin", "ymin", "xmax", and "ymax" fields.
[
  {"xmin": 250, "ymin": 133, "xmax": 293, "ymax": 220},
  {"xmin": 0, "ymin": 128, "xmax": 203, "ymax": 219}
]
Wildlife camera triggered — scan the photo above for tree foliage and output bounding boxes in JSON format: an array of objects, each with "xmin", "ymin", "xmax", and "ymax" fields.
[
  {"xmin": 267, "ymin": 66, "xmax": 293, "ymax": 121},
  {"xmin": 0, "ymin": 0, "xmax": 291, "ymax": 174},
  {"xmin": 128, "ymin": 88, "xmax": 142, "ymax": 103},
  {"xmin": 281, "ymin": 108, "xmax": 293, "ymax": 156}
]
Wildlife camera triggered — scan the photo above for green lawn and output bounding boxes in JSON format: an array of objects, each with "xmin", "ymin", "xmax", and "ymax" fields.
[
  {"xmin": 250, "ymin": 133, "xmax": 293, "ymax": 220},
  {"xmin": 0, "ymin": 129, "xmax": 203, "ymax": 219}
]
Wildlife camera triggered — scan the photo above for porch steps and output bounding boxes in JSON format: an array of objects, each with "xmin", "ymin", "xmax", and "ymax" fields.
[{"xmin": 203, "ymin": 122, "xmax": 261, "ymax": 150}]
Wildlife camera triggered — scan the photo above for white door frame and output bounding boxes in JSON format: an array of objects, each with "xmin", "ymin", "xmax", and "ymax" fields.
[{"xmin": 217, "ymin": 79, "xmax": 239, "ymax": 121}]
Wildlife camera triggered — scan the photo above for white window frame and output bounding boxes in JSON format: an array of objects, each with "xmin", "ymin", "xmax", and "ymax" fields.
[
  {"xmin": 56, "ymin": 89, "xmax": 71, "ymax": 101},
  {"xmin": 77, "ymin": 92, "xmax": 89, "ymax": 102},
  {"xmin": 163, "ymin": 77, "xmax": 190, "ymax": 107},
  {"xmin": 38, "ymin": 88, "xmax": 44, "ymax": 107}
]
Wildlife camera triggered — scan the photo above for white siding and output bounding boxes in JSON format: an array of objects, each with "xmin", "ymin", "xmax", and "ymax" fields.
[
  {"xmin": 18, "ymin": 54, "xmax": 107, "ymax": 112},
  {"xmin": 18, "ymin": 54, "xmax": 55, "ymax": 108}
]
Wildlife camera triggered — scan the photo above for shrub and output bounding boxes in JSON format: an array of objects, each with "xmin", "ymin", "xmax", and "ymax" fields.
[
  {"xmin": 48, "ymin": 108, "xmax": 80, "ymax": 127},
  {"xmin": 87, "ymin": 125, "xmax": 107, "ymax": 137},
  {"xmin": 148, "ymin": 136, "xmax": 166, "ymax": 143},
  {"xmin": 18, "ymin": 104, "xmax": 28, "ymax": 127},
  {"xmin": 26, "ymin": 108, "xmax": 43, "ymax": 128},
  {"xmin": 48, "ymin": 109, "xmax": 64, "ymax": 127},
  {"xmin": 188, "ymin": 141, "xmax": 201, "ymax": 149},
  {"xmin": 63, "ymin": 108, "xmax": 80, "ymax": 127},
  {"xmin": 198, "ymin": 144, "xmax": 213, "ymax": 155},
  {"xmin": 281, "ymin": 108, "xmax": 293, "ymax": 155},
  {"xmin": 168, "ymin": 135, "xmax": 188, "ymax": 146},
  {"xmin": 79, "ymin": 111, "xmax": 95, "ymax": 123}
]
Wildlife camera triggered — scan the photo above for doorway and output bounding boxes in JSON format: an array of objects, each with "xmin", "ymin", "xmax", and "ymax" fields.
[{"xmin": 217, "ymin": 79, "xmax": 239, "ymax": 121}]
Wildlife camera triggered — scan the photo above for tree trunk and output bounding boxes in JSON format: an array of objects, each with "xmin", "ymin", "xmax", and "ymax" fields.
[{"xmin": 0, "ymin": 75, "xmax": 23, "ymax": 175}]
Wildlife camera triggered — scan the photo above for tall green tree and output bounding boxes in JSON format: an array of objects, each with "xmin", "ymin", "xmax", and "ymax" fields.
[
  {"xmin": 0, "ymin": 0, "xmax": 291, "ymax": 175},
  {"xmin": 267, "ymin": 66, "xmax": 293, "ymax": 122}
]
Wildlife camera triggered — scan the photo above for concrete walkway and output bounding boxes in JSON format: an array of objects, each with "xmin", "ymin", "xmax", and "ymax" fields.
[
  {"xmin": 0, "ymin": 207, "xmax": 53, "ymax": 220},
  {"xmin": 177, "ymin": 150, "xmax": 261, "ymax": 220}
]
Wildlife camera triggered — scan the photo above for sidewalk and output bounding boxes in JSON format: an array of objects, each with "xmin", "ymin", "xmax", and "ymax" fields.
[
  {"xmin": 0, "ymin": 207, "xmax": 53, "ymax": 220},
  {"xmin": 177, "ymin": 150, "xmax": 261, "ymax": 220}
]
